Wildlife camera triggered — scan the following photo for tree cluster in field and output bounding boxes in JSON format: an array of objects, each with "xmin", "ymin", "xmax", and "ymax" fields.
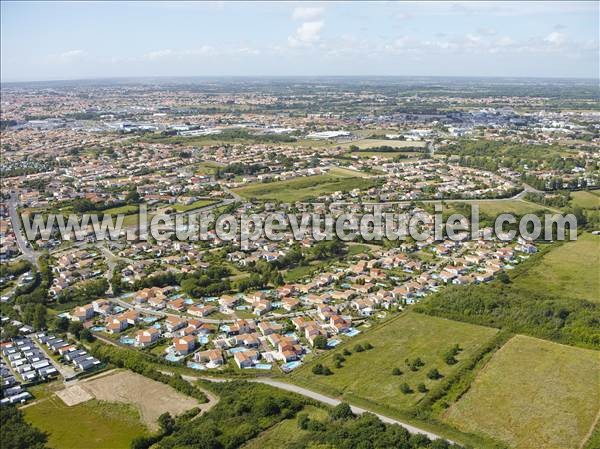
[
  {"xmin": 141, "ymin": 380, "xmax": 304, "ymax": 449},
  {"xmin": 296, "ymin": 401, "xmax": 463, "ymax": 449},
  {"xmin": 0, "ymin": 406, "xmax": 49, "ymax": 449},
  {"xmin": 56, "ymin": 278, "xmax": 109, "ymax": 305},
  {"xmin": 415, "ymin": 281, "xmax": 600, "ymax": 349}
]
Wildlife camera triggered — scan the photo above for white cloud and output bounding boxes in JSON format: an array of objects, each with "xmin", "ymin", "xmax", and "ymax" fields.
[
  {"xmin": 143, "ymin": 46, "xmax": 216, "ymax": 60},
  {"xmin": 292, "ymin": 6, "xmax": 324, "ymax": 21},
  {"xmin": 544, "ymin": 32, "xmax": 566, "ymax": 46},
  {"xmin": 288, "ymin": 21, "xmax": 324, "ymax": 47},
  {"xmin": 51, "ymin": 49, "xmax": 88, "ymax": 63}
]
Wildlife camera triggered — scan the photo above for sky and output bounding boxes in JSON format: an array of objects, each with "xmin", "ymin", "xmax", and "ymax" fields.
[{"xmin": 1, "ymin": 1, "xmax": 598, "ymax": 82}]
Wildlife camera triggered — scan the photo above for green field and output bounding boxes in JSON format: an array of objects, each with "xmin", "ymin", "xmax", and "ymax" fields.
[
  {"xmin": 570, "ymin": 190, "xmax": 600, "ymax": 209},
  {"xmin": 24, "ymin": 397, "xmax": 147, "ymax": 449},
  {"xmin": 290, "ymin": 312, "xmax": 498, "ymax": 413},
  {"xmin": 444, "ymin": 334, "xmax": 600, "ymax": 449},
  {"xmin": 241, "ymin": 406, "xmax": 328, "ymax": 449},
  {"xmin": 172, "ymin": 199, "xmax": 217, "ymax": 212},
  {"xmin": 443, "ymin": 199, "xmax": 550, "ymax": 217},
  {"xmin": 513, "ymin": 232, "xmax": 599, "ymax": 302},
  {"xmin": 345, "ymin": 139, "xmax": 426, "ymax": 150},
  {"xmin": 233, "ymin": 169, "xmax": 378, "ymax": 202}
]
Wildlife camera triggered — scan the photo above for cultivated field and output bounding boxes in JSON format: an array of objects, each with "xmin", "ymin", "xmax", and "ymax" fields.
[
  {"xmin": 513, "ymin": 232, "xmax": 599, "ymax": 303},
  {"xmin": 444, "ymin": 334, "xmax": 600, "ymax": 449},
  {"xmin": 290, "ymin": 312, "xmax": 498, "ymax": 413},
  {"xmin": 81, "ymin": 370, "xmax": 199, "ymax": 430},
  {"xmin": 24, "ymin": 396, "xmax": 147, "ymax": 449},
  {"xmin": 233, "ymin": 169, "xmax": 377, "ymax": 202}
]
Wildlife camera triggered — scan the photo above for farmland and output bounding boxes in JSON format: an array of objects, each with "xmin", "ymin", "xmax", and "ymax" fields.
[
  {"xmin": 513, "ymin": 232, "xmax": 600, "ymax": 303},
  {"xmin": 289, "ymin": 312, "xmax": 499, "ymax": 414},
  {"xmin": 24, "ymin": 397, "xmax": 147, "ymax": 449},
  {"xmin": 233, "ymin": 169, "xmax": 378, "ymax": 202},
  {"xmin": 444, "ymin": 334, "xmax": 600, "ymax": 449}
]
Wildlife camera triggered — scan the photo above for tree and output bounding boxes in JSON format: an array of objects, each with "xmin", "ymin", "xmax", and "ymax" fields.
[
  {"xmin": 417, "ymin": 383, "xmax": 428, "ymax": 393},
  {"xmin": 427, "ymin": 368, "xmax": 441, "ymax": 380},
  {"xmin": 330, "ymin": 402, "xmax": 354, "ymax": 420},
  {"xmin": 392, "ymin": 367, "xmax": 403, "ymax": 376},
  {"xmin": 68, "ymin": 321, "xmax": 83, "ymax": 339},
  {"xmin": 33, "ymin": 304, "xmax": 47, "ymax": 330},
  {"xmin": 354, "ymin": 344, "xmax": 364, "ymax": 352},
  {"xmin": 54, "ymin": 316, "xmax": 69, "ymax": 332},
  {"xmin": 158, "ymin": 412, "xmax": 175, "ymax": 435},
  {"xmin": 313, "ymin": 335, "xmax": 328, "ymax": 349},
  {"xmin": 80, "ymin": 328, "xmax": 95, "ymax": 343},
  {"xmin": 400, "ymin": 383, "xmax": 413, "ymax": 394},
  {"xmin": 0, "ymin": 406, "xmax": 49, "ymax": 449}
]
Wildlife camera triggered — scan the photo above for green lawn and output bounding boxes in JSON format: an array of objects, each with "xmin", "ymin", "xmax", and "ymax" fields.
[
  {"xmin": 241, "ymin": 406, "xmax": 328, "ymax": 449},
  {"xmin": 570, "ymin": 190, "xmax": 600, "ymax": 209},
  {"xmin": 444, "ymin": 334, "xmax": 600, "ymax": 449},
  {"xmin": 290, "ymin": 312, "xmax": 498, "ymax": 414},
  {"xmin": 233, "ymin": 171, "xmax": 378, "ymax": 202},
  {"xmin": 24, "ymin": 397, "xmax": 148, "ymax": 449},
  {"xmin": 513, "ymin": 232, "xmax": 599, "ymax": 303}
]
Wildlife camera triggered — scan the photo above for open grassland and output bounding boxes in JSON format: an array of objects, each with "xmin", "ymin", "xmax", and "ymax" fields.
[
  {"xmin": 290, "ymin": 312, "xmax": 498, "ymax": 414},
  {"xmin": 241, "ymin": 405, "xmax": 328, "ymax": 449},
  {"xmin": 233, "ymin": 170, "xmax": 378, "ymax": 202},
  {"xmin": 24, "ymin": 396, "xmax": 147, "ymax": 449},
  {"xmin": 444, "ymin": 335, "xmax": 600, "ymax": 449},
  {"xmin": 570, "ymin": 190, "xmax": 600, "ymax": 209},
  {"xmin": 513, "ymin": 232, "xmax": 599, "ymax": 303}
]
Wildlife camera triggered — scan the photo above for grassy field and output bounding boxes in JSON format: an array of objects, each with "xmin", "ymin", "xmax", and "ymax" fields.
[
  {"xmin": 444, "ymin": 335, "xmax": 600, "ymax": 449},
  {"xmin": 172, "ymin": 199, "xmax": 217, "ymax": 212},
  {"xmin": 233, "ymin": 170, "xmax": 378, "ymax": 202},
  {"xmin": 24, "ymin": 397, "xmax": 147, "ymax": 449},
  {"xmin": 570, "ymin": 190, "xmax": 600, "ymax": 209},
  {"xmin": 290, "ymin": 312, "xmax": 498, "ymax": 413},
  {"xmin": 513, "ymin": 232, "xmax": 599, "ymax": 303},
  {"xmin": 344, "ymin": 139, "xmax": 426, "ymax": 150},
  {"xmin": 241, "ymin": 405, "xmax": 328, "ymax": 449},
  {"xmin": 441, "ymin": 199, "xmax": 550, "ymax": 217}
]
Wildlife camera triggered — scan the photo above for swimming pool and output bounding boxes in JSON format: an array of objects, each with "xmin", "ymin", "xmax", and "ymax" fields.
[
  {"xmin": 198, "ymin": 336, "xmax": 209, "ymax": 345},
  {"xmin": 252, "ymin": 363, "xmax": 272, "ymax": 370},
  {"xmin": 143, "ymin": 316, "xmax": 158, "ymax": 323},
  {"xmin": 281, "ymin": 361, "xmax": 301, "ymax": 372},
  {"xmin": 187, "ymin": 362, "xmax": 206, "ymax": 370},
  {"xmin": 327, "ymin": 339, "xmax": 341, "ymax": 347},
  {"xmin": 228, "ymin": 347, "xmax": 247, "ymax": 354},
  {"xmin": 90, "ymin": 326, "xmax": 105, "ymax": 332},
  {"xmin": 119, "ymin": 337, "xmax": 135, "ymax": 345},
  {"xmin": 344, "ymin": 328, "xmax": 361, "ymax": 337}
]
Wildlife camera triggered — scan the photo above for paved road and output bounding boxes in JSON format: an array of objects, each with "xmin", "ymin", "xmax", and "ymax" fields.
[
  {"xmin": 7, "ymin": 193, "xmax": 39, "ymax": 266},
  {"xmin": 252, "ymin": 378, "xmax": 452, "ymax": 443},
  {"xmin": 30, "ymin": 335, "xmax": 78, "ymax": 381},
  {"xmin": 186, "ymin": 374, "xmax": 452, "ymax": 443}
]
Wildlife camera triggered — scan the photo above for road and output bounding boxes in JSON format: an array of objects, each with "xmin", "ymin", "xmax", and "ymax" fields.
[
  {"xmin": 176, "ymin": 374, "xmax": 451, "ymax": 443},
  {"xmin": 30, "ymin": 335, "xmax": 78, "ymax": 381},
  {"xmin": 7, "ymin": 192, "xmax": 39, "ymax": 267}
]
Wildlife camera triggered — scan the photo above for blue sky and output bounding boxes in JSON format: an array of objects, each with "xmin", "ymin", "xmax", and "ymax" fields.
[{"xmin": 1, "ymin": 1, "xmax": 598, "ymax": 81}]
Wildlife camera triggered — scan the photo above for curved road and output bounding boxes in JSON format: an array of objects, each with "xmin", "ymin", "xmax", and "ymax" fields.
[
  {"xmin": 189, "ymin": 375, "xmax": 451, "ymax": 443},
  {"xmin": 252, "ymin": 378, "xmax": 452, "ymax": 443}
]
